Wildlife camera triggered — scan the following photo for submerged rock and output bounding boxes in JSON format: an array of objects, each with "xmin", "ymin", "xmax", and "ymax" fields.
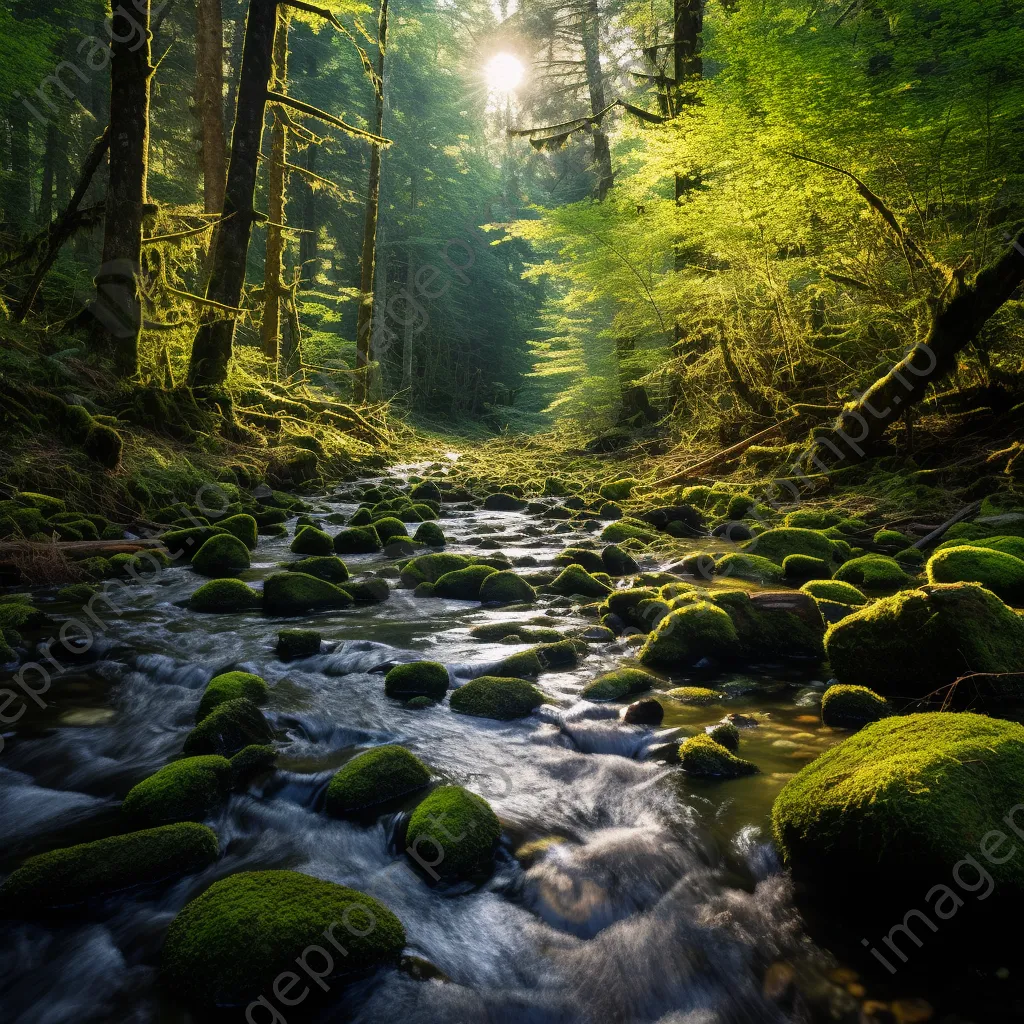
[
  {"xmin": 122, "ymin": 756, "xmax": 232, "ymax": 825},
  {"xmin": 325, "ymin": 745, "xmax": 431, "ymax": 815},
  {"xmin": 405, "ymin": 786, "xmax": 501, "ymax": 880},
  {"xmin": 622, "ymin": 698, "xmax": 663, "ymax": 725},
  {"xmin": 276, "ymin": 628, "xmax": 321, "ymax": 659},
  {"xmin": 450, "ymin": 676, "xmax": 545, "ymax": 719}
]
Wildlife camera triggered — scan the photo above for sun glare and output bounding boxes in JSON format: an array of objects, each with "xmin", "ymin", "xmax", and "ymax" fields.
[{"xmin": 486, "ymin": 53, "xmax": 525, "ymax": 93}]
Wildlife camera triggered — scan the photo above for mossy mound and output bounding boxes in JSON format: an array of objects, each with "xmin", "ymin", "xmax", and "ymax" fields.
[
  {"xmin": 479, "ymin": 570, "xmax": 536, "ymax": 605},
  {"xmin": 325, "ymin": 745, "xmax": 431, "ymax": 815},
  {"xmin": 938, "ymin": 535, "xmax": 1024, "ymax": 561},
  {"xmin": 372, "ymin": 517, "xmax": 409, "ymax": 543},
  {"xmin": 0, "ymin": 823, "xmax": 218, "ymax": 912},
  {"xmin": 833, "ymin": 554, "xmax": 908, "ymax": 589},
  {"xmin": 554, "ymin": 547, "xmax": 605, "ymax": 574},
  {"xmin": 581, "ymin": 667, "xmax": 658, "ymax": 701},
  {"xmin": 483, "ymin": 492, "xmax": 527, "ymax": 511},
  {"xmin": 434, "ymin": 565, "xmax": 499, "ymax": 600},
  {"xmin": 679, "ymin": 735, "xmax": 758, "ymax": 778},
  {"xmin": 666, "ymin": 686, "xmax": 722, "ymax": 705},
  {"xmin": 400, "ymin": 552, "xmax": 472, "ymax": 587},
  {"xmin": 345, "ymin": 578, "xmax": 391, "ymax": 603},
  {"xmin": 602, "ymin": 544, "xmax": 640, "ymax": 575},
  {"xmin": 161, "ymin": 870, "xmax": 405, "ymax": 1008},
  {"xmin": 410, "ymin": 480, "xmax": 442, "ymax": 502},
  {"xmin": 450, "ymin": 676, "xmax": 545, "ymax": 719},
  {"xmin": 16, "ymin": 491, "xmax": 65, "ymax": 515},
  {"xmin": 824, "ymin": 582, "xmax": 1024, "ymax": 696},
  {"xmin": 262, "ymin": 572, "xmax": 352, "ymax": 616},
  {"xmin": 783, "ymin": 554, "xmax": 831, "ymax": 581},
  {"xmin": 405, "ymin": 786, "xmax": 501, "ymax": 880},
  {"xmin": 820, "ymin": 684, "xmax": 891, "ymax": 730},
  {"xmin": 772, "ymin": 713, "xmax": 1024, "ymax": 892},
  {"xmin": 926, "ymin": 545, "xmax": 1024, "ymax": 604},
  {"xmin": 599, "ymin": 478, "xmax": 638, "ymax": 501},
  {"xmin": 333, "ymin": 526, "xmax": 381, "ymax": 554},
  {"xmin": 413, "ymin": 522, "xmax": 446, "ymax": 547},
  {"xmin": 290, "ymin": 526, "xmax": 334, "ymax": 557},
  {"xmin": 707, "ymin": 721, "xmax": 740, "ymax": 751},
  {"xmin": 549, "ymin": 564, "xmax": 612, "ymax": 598},
  {"xmin": 638, "ymin": 601, "xmax": 738, "ymax": 669},
  {"xmin": 83, "ymin": 421, "xmax": 123, "ymax": 469},
  {"xmin": 800, "ymin": 579, "xmax": 868, "ymax": 606},
  {"xmin": 163, "ymin": 526, "xmax": 227, "ymax": 562},
  {"xmin": 601, "ymin": 518, "xmax": 658, "ymax": 544},
  {"xmin": 183, "ymin": 698, "xmax": 273, "ymax": 757},
  {"xmin": 189, "ymin": 579, "xmax": 260, "ymax": 614},
  {"xmin": 287, "ymin": 555, "xmax": 350, "ymax": 583},
  {"xmin": 874, "ymin": 529, "xmax": 911, "ymax": 549},
  {"xmin": 217, "ymin": 514, "xmax": 259, "ymax": 550},
  {"xmin": 744, "ymin": 528, "xmax": 838, "ymax": 565},
  {"xmin": 469, "ymin": 622, "xmax": 564, "ymax": 643},
  {"xmin": 714, "ymin": 553, "xmax": 786, "ymax": 584},
  {"xmin": 711, "ymin": 590, "xmax": 826, "ymax": 660},
  {"xmin": 384, "ymin": 661, "xmax": 449, "ymax": 701},
  {"xmin": 196, "ymin": 672, "xmax": 269, "ymax": 723},
  {"xmin": 348, "ymin": 507, "xmax": 373, "ymax": 527},
  {"xmin": 230, "ymin": 745, "xmax": 278, "ymax": 787},
  {"xmin": 784, "ymin": 509, "xmax": 843, "ymax": 530},
  {"xmin": 492, "ymin": 649, "xmax": 544, "ymax": 678},
  {"xmin": 192, "ymin": 534, "xmax": 251, "ymax": 578},
  {"xmin": 122, "ymin": 756, "xmax": 232, "ymax": 825}
]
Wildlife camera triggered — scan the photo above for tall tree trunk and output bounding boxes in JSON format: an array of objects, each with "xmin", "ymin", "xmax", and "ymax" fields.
[
  {"xmin": 353, "ymin": 0, "xmax": 389, "ymax": 403},
  {"xmin": 93, "ymin": 1, "xmax": 153, "ymax": 377},
  {"xmin": 196, "ymin": 0, "xmax": 227, "ymax": 214},
  {"xmin": 188, "ymin": 0, "xmax": 278, "ymax": 389},
  {"xmin": 6, "ymin": 101, "xmax": 32, "ymax": 233},
  {"xmin": 298, "ymin": 145, "xmax": 318, "ymax": 287},
  {"xmin": 261, "ymin": 10, "xmax": 290, "ymax": 365},
  {"xmin": 581, "ymin": 0, "xmax": 613, "ymax": 200},
  {"xmin": 38, "ymin": 123, "xmax": 59, "ymax": 227}
]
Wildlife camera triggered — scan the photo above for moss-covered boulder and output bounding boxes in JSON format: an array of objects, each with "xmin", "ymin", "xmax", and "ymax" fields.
[
  {"xmin": 601, "ymin": 518, "xmax": 658, "ymax": 544},
  {"xmin": 820, "ymin": 684, "xmax": 891, "ymax": 730},
  {"xmin": 450, "ymin": 676, "xmax": 545, "ymax": 719},
  {"xmin": 926, "ymin": 545, "xmax": 1024, "ymax": 604},
  {"xmin": 230, "ymin": 745, "xmax": 277, "ymax": 787},
  {"xmin": 666, "ymin": 686, "xmax": 723, "ymax": 705},
  {"xmin": 549, "ymin": 564, "xmax": 612, "ymax": 598},
  {"xmin": 554, "ymin": 547, "xmax": 605, "ymax": 574},
  {"xmin": 800, "ymin": 579, "xmax": 868, "ymax": 606},
  {"xmin": 711, "ymin": 590, "xmax": 826, "ymax": 660},
  {"xmin": 400, "ymin": 552, "xmax": 470, "ymax": 587},
  {"xmin": 287, "ymin": 555, "xmax": 350, "ymax": 583},
  {"xmin": 371, "ymin": 516, "xmax": 408, "ymax": 544},
  {"xmin": 434, "ymin": 564, "xmax": 499, "ymax": 600},
  {"xmin": 161, "ymin": 870, "xmax": 405, "ymax": 1008},
  {"xmin": 602, "ymin": 544, "xmax": 640, "ymax": 575},
  {"xmin": 824, "ymin": 582, "xmax": 1024, "ymax": 696},
  {"xmin": 0, "ymin": 823, "xmax": 218, "ymax": 912},
  {"xmin": 483, "ymin": 492, "xmax": 527, "ymax": 511},
  {"xmin": 581, "ymin": 667, "xmax": 658, "ymax": 702},
  {"xmin": 196, "ymin": 671, "xmax": 269, "ymax": 722},
  {"xmin": 192, "ymin": 534, "xmax": 251, "ymax": 578},
  {"xmin": 638, "ymin": 601, "xmax": 738, "ymax": 669},
  {"xmin": 599, "ymin": 478, "xmax": 638, "ymax": 501},
  {"xmin": 183, "ymin": 698, "xmax": 273, "ymax": 757},
  {"xmin": 189, "ymin": 578, "xmax": 260, "ymax": 613},
  {"xmin": 325, "ymin": 745, "xmax": 431, "ymax": 815},
  {"xmin": 714, "ymin": 553, "xmax": 786, "ymax": 584},
  {"xmin": 405, "ymin": 786, "xmax": 501, "ymax": 880},
  {"xmin": 772, "ymin": 713, "xmax": 1024, "ymax": 893},
  {"xmin": 217, "ymin": 514, "xmax": 259, "ymax": 550},
  {"xmin": 83, "ymin": 421, "xmax": 123, "ymax": 469},
  {"xmin": 833, "ymin": 554, "xmax": 908, "ymax": 589},
  {"xmin": 384, "ymin": 661, "xmax": 449, "ymax": 701},
  {"xmin": 469, "ymin": 622, "xmax": 564, "ymax": 643},
  {"xmin": 333, "ymin": 526, "xmax": 381, "ymax": 554},
  {"xmin": 413, "ymin": 522, "xmax": 446, "ymax": 547},
  {"xmin": 290, "ymin": 526, "xmax": 334, "ymax": 557},
  {"xmin": 122, "ymin": 756, "xmax": 232, "ymax": 825},
  {"xmin": 163, "ymin": 526, "xmax": 227, "ymax": 562},
  {"xmin": 345, "ymin": 578, "xmax": 391, "ymax": 603},
  {"xmin": 262, "ymin": 572, "xmax": 352, "ymax": 616},
  {"xmin": 743, "ymin": 528, "xmax": 838, "ymax": 566},
  {"xmin": 479, "ymin": 570, "xmax": 536, "ymax": 605},
  {"xmin": 783, "ymin": 554, "xmax": 831, "ymax": 581},
  {"xmin": 707, "ymin": 721, "xmax": 740, "ymax": 751},
  {"xmin": 16, "ymin": 491, "xmax": 65, "ymax": 515},
  {"xmin": 679, "ymin": 735, "xmax": 758, "ymax": 778}
]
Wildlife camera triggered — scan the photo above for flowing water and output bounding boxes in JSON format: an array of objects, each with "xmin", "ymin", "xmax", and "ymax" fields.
[{"xmin": 0, "ymin": 467, "xmax": 929, "ymax": 1024}]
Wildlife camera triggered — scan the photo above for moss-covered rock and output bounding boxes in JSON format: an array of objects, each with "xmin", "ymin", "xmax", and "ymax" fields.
[
  {"xmin": 326, "ymin": 745, "xmax": 431, "ymax": 815},
  {"xmin": 483, "ymin": 492, "xmax": 527, "ymax": 511},
  {"xmin": 370, "ymin": 516, "xmax": 407, "ymax": 544},
  {"xmin": 122, "ymin": 756, "xmax": 232, "ymax": 825},
  {"xmin": 581, "ymin": 667, "xmax": 657, "ymax": 701},
  {"xmin": 183, "ymin": 698, "xmax": 273, "ymax": 757},
  {"xmin": 783, "ymin": 554, "xmax": 831, "ymax": 580},
  {"xmin": 602, "ymin": 544, "xmax": 640, "ymax": 575},
  {"xmin": 638, "ymin": 601, "xmax": 738, "ymax": 669},
  {"xmin": 478, "ymin": 570, "xmax": 536, "ymax": 605},
  {"xmin": 679, "ymin": 735, "xmax": 758, "ymax": 777},
  {"xmin": 714, "ymin": 553, "xmax": 786, "ymax": 584},
  {"xmin": 192, "ymin": 533, "xmax": 251, "ymax": 578},
  {"xmin": 345, "ymin": 578, "xmax": 391, "ymax": 603},
  {"xmin": 824, "ymin": 582, "xmax": 1024, "ymax": 696},
  {"xmin": 711, "ymin": 590, "xmax": 826, "ymax": 660},
  {"xmin": 800, "ymin": 579, "xmax": 868, "ymax": 606},
  {"xmin": 333, "ymin": 526, "xmax": 381, "ymax": 554},
  {"xmin": 290, "ymin": 526, "xmax": 334, "ymax": 557},
  {"xmin": 413, "ymin": 522, "xmax": 446, "ymax": 547},
  {"xmin": 599, "ymin": 478, "xmax": 638, "ymax": 501},
  {"xmin": 450, "ymin": 676, "xmax": 545, "ymax": 719},
  {"xmin": 601, "ymin": 518, "xmax": 658, "ymax": 544},
  {"xmin": 189, "ymin": 578, "xmax": 260, "ymax": 613},
  {"xmin": 0, "ymin": 823, "xmax": 218, "ymax": 912},
  {"xmin": 469, "ymin": 622, "xmax": 564, "ymax": 643},
  {"xmin": 286, "ymin": 555, "xmax": 350, "ymax": 584},
  {"xmin": 384, "ymin": 661, "xmax": 449, "ymax": 701},
  {"xmin": 434, "ymin": 564, "xmax": 499, "ymax": 600},
  {"xmin": 492, "ymin": 649, "xmax": 544, "ymax": 678},
  {"xmin": 405, "ymin": 786, "xmax": 501, "ymax": 879},
  {"xmin": 262, "ymin": 572, "xmax": 352, "ymax": 616},
  {"xmin": 833, "ymin": 554, "xmax": 908, "ymax": 589},
  {"xmin": 83, "ymin": 422, "xmax": 123, "ymax": 469},
  {"xmin": 666, "ymin": 686, "xmax": 722, "ymax": 705},
  {"xmin": 217, "ymin": 514, "xmax": 259, "ymax": 550},
  {"xmin": 554, "ymin": 547, "xmax": 605, "ymax": 574},
  {"xmin": 161, "ymin": 870, "xmax": 405, "ymax": 1008},
  {"xmin": 399, "ymin": 552, "xmax": 470, "ymax": 587},
  {"xmin": 926, "ymin": 545, "xmax": 1024, "ymax": 604},
  {"xmin": 277, "ymin": 629, "xmax": 321, "ymax": 659},
  {"xmin": 16, "ymin": 491, "xmax": 65, "ymax": 515},
  {"xmin": 549, "ymin": 564, "xmax": 612, "ymax": 598},
  {"xmin": 229, "ymin": 744, "xmax": 277, "ymax": 787},
  {"xmin": 820, "ymin": 684, "xmax": 891, "ymax": 730},
  {"xmin": 744, "ymin": 528, "xmax": 838, "ymax": 565},
  {"xmin": 707, "ymin": 721, "xmax": 740, "ymax": 751},
  {"xmin": 196, "ymin": 672, "xmax": 268, "ymax": 722},
  {"xmin": 772, "ymin": 713, "xmax": 1024, "ymax": 893},
  {"xmin": 162, "ymin": 526, "xmax": 228, "ymax": 561}
]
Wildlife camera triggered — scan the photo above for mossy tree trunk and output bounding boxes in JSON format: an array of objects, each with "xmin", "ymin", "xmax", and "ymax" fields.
[
  {"xmin": 6, "ymin": 100, "xmax": 32, "ymax": 234},
  {"xmin": 298, "ymin": 145, "xmax": 318, "ymax": 287},
  {"xmin": 581, "ymin": 0, "xmax": 613, "ymax": 200},
  {"xmin": 93, "ymin": 0, "xmax": 153, "ymax": 378},
  {"xmin": 196, "ymin": 0, "xmax": 227, "ymax": 214},
  {"xmin": 188, "ymin": 0, "xmax": 277, "ymax": 389},
  {"xmin": 354, "ymin": 0, "xmax": 389, "ymax": 404}
]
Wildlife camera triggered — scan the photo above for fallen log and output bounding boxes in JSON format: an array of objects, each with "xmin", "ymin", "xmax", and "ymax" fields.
[
  {"xmin": 0, "ymin": 539, "xmax": 168, "ymax": 558},
  {"xmin": 911, "ymin": 500, "xmax": 981, "ymax": 551}
]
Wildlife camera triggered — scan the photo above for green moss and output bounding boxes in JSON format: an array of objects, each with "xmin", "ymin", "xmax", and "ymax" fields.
[
  {"xmin": 0, "ymin": 823, "xmax": 218, "ymax": 912},
  {"xmin": 772, "ymin": 713, "xmax": 1024, "ymax": 892},
  {"xmin": 469, "ymin": 623, "xmax": 564, "ymax": 643},
  {"xmin": 450, "ymin": 676, "xmax": 546, "ymax": 719},
  {"xmin": 938, "ymin": 534, "xmax": 1024, "ymax": 560},
  {"xmin": 290, "ymin": 526, "xmax": 333, "ymax": 557},
  {"xmin": 230, "ymin": 744, "xmax": 278, "ymax": 787},
  {"xmin": 492, "ymin": 649, "xmax": 544, "ymax": 678},
  {"xmin": 711, "ymin": 589, "xmax": 825, "ymax": 660},
  {"xmin": 874, "ymin": 529, "xmax": 911, "ymax": 548},
  {"xmin": 197, "ymin": 672, "xmax": 268, "ymax": 722},
  {"xmin": 333, "ymin": 526, "xmax": 381, "ymax": 554},
  {"xmin": 348, "ymin": 507, "xmax": 373, "ymax": 527},
  {"xmin": 800, "ymin": 579, "xmax": 868, "ymax": 605},
  {"xmin": 599, "ymin": 478, "xmax": 638, "ymax": 501},
  {"xmin": 76, "ymin": 556, "xmax": 114, "ymax": 580},
  {"xmin": 405, "ymin": 786, "xmax": 501, "ymax": 879},
  {"xmin": 679, "ymin": 735, "xmax": 758, "ymax": 777},
  {"xmin": 581, "ymin": 667, "xmax": 658, "ymax": 701},
  {"xmin": 553, "ymin": 547, "xmax": 605, "ymax": 574},
  {"xmin": 189, "ymin": 578, "xmax": 260, "ymax": 613},
  {"xmin": 183, "ymin": 698, "xmax": 273, "ymax": 757},
  {"xmin": 123, "ymin": 756, "xmax": 232, "ymax": 825},
  {"xmin": 783, "ymin": 554, "xmax": 831, "ymax": 580},
  {"xmin": 276, "ymin": 629, "xmax": 321, "ymax": 659},
  {"xmin": 384, "ymin": 661, "xmax": 449, "ymax": 701},
  {"xmin": 639, "ymin": 601, "xmax": 738, "ymax": 669},
  {"xmin": 825, "ymin": 582, "xmax": 1024, "ymax": 695},
  {"xmin": 83, "ymin": 422, "xmax": 123, "ymax": 469},
  {"xmin": 434, "ymin": 564, "xmax": 499, "ymax": 600},
  {"xmin": 926, "ymin": 545, "xmax": 1024, "ymax": 604},
  {"xmin": 413, "ymin": 522, "xmax": 446, "ymax": 547},
  {"xmin": 743, "ymin": 528, "xmax": 838, "ymax": 565},
  {"xmin": 479, "ymin": 570, "xmax": 536, "ymax": 605},
  {"xmin": 399, "ymin": 552, "xmax": 471, "ymax": 587},
  {"xmin": 57, "ymin": 583, "xmax": 99, "ymax": 603},
  {"xmin": 714, "ymin": 553, "xmax": 786, "ymax": 584},
  {"xmin": 483, "ymin": 492, "xmax": 527, "ymax": 511},
  {"xmin": 783, "ymin": 509, "xmax": 844, "ymax": 530},
  {"xmin": 287, "ymin": 556, "xmax": 350, "ymax": 583},
  {"xmin": 707, "ymin": 721, "xmax": 740, "ymax": 750},
  {"xmin": 601, "ymin": 518, "xmax": 658, "ymax": 544},
  {"xmin": 666, "ymin": 686, "xmax": 722, "ymax": 705},
  {"xmin": 192, "ymin": 534, "xmax": 251, "ymax": 578},
  {"xmin": 16, "ymin": 491, "xmax": 65, "ymax": 515},
  {"xmin": 161, "ymin": 870, "xmax": 405, "ymax": 1008},
  {"xmin": 602, "ymin": 544, "xmax": 639, "ymax": 575},
  {"xmin": 833, "ymin": 554, "xmax": 908, "ymax": 589},
  {"xmin": 599, "ymin": 501, "xmax": 623, "ymax": 520},
  {"xmin": 371, "ymin": 517, "xmax": 408, "ymax": 543},
  {"xmin": 326, "ymin": 745, "xmax": 431, "ymax": 815},
  {"xmin": 414, "ymin": 581, "xmax": 436, "ymax": 598},
  {"xmin": 549, "ymin": 564, "xmax": 612, "ymax": 598},
  {"xmin": 216, "ymin": 514, "xmax": 258, "ymax": 549},
  {"xmin": 820, "ymin": 684, "xmax": 891, "ymax": 730},
  {"xmin": 345, "ymin": 578, "xmax": 390, "ymax": 602},
  {"xmin": 262, "ymin": 572, "xmax": 352, "ymax": 616},
  {"xmin": 410, "ymin": 480, "xmax": 442, "ymax": 502}
]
